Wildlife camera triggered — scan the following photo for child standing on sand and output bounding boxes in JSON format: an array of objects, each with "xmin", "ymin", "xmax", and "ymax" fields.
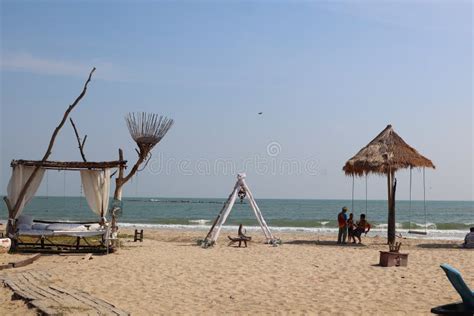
[
  {"xmin": 353, "ymin": 214, "xmax": 371, "ymax": 244},
  {"xmin": 347, "ymin": 213, "xmax": 355, "ymax": 243}
]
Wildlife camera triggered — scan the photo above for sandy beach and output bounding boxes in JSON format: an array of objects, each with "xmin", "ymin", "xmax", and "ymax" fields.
[
  {"xmin": 1, "ymin": 0, "xmax": 472, "ymax": 315},
  {"xmin": 0, "ymin": 228, "xmax": 472, "ymax": 315}
]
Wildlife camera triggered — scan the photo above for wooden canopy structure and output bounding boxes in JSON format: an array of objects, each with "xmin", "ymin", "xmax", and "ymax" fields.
[
  {"xmin": 3, "ymin": 68, "xmax": 174, "ymax": 253},
  {"xmin": 4, "ymin": 158, "xmax": 127, "ymax": 253},
  {"xmin": 343, "ymin": 124, "xmax": 435, "ymax": 243},
  {"xmin": 11, "ymin": 160, "xmax": 126, "ymax": 170}
]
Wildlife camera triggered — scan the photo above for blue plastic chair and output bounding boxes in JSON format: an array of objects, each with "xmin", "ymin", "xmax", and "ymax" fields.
[
  {"xmin": 431, "ymin": 264, "xmax": 474, "ymax": 315},
  {"xmin": 440, "ymin": 264, "xmax": 474, "ymax": 308}
]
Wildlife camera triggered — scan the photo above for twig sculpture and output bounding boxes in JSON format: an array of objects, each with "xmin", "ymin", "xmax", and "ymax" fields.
[
  {"xmin": 113, "ymin": 112, "xmax": 174, "ymax": 200},
  {"xmin": 110, "ymin": 113, "xmax": 174, "ymax": 232}
]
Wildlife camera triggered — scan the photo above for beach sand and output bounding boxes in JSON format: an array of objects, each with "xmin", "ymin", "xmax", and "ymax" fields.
[{"xmin": 0, "ymin": 228, "xmax": 472, "ymax": 315}]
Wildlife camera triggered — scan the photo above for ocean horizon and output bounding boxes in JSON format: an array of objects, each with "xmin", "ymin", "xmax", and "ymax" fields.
[{"xmin": 1, "ymin": 196, "xmax": 472, "ymax": 240}]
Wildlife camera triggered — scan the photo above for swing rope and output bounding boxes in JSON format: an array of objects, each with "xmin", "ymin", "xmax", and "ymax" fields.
[
  {"xmin": 351, "ymin": 175, "xmax": 355, "ymax": 213},
  {"xmin": 409, "ymin": 167, "xmax": 413, "ymax": 231},
  {"xmin": 365, "ymin": 173, "xmax": 368, "ymax": 215},
  {"xmin": 63, "ymin": 170, "xmax": 66, "ymax": 212},
  {"xmin": 351, "ymin": 175, "xmax": 368, "ymax": 215},
  {"xmin": 46, "ymin": 170, "xmax": 49, "ymax": 199},
  {"xmin": 408, "ymin": 167, "xmax": 428, "ymax": 235},
  {"xmin": 423, "ymin": 167, "xmax": 427, "ymax": 234}
]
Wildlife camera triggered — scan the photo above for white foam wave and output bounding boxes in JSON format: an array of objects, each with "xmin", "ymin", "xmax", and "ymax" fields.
[
  {"xmin": 188, "ymin": 219, "xmax": 211, "ymax": 225},
  {"xmin": 376, "ymin": 222, "xmax": 403, "ymax": 229},
  {"xmin": 117, "ymin": 223, "xmax": 466, "ymax": 240},
  {"xmin": 411, "ymin": 222, "xmax": 437, "ymax": 229}
]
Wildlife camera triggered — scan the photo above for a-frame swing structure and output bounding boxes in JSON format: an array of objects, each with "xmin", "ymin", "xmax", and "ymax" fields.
[{"xmin": 200, "ymin": 174, "xmax": 279, "ymax": 248}]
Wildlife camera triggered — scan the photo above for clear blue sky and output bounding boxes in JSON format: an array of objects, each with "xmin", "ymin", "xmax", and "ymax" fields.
[{"xmin": 1, "ymin": 1, "xmax": 472, "ymax": 200}]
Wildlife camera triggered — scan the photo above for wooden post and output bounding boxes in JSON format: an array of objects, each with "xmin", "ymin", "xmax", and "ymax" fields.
[
  {"xmin": 110, "ymin": 149, "xmax": 126, "ymax": 235},
  {"xmin": 203, "ymin": 181, "xmax": 239, "ymax": 243},
  {"xmin": 114, "ymin": 149, "xmax": 125, "ymax": 201},
  {"xmin": 208, "ymin": 182, "xmax": 240, "ymax": 243},
  {"xmin": 69, "ymin": 118, "xmax": 88, "ymax": 162},
  {"xmin": 243, "ymin": 181, "xmax": 274, "ymax": 241},
  {"xmin": 387, "ymin": 170, "xmax": 396, "ymax": 244}
]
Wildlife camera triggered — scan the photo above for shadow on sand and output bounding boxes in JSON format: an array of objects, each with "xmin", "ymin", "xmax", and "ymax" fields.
[
  {"xmin": 416, "ymin": 243, "xmax": 465, "ymax": 250},
  {"xmin": 283, "ymin": 240, "xmax": 367, "ymax": 247}
]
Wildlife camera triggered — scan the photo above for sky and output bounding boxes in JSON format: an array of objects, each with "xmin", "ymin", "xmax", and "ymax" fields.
[{"xmin": 0, "ymin": 0, "xmax": 472, "ymax": 201}]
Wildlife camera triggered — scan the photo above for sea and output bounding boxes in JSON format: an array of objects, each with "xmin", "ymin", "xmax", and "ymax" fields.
[{"xmin": 1, "ymin": 197, "xmax": 472, "ymax": 240}]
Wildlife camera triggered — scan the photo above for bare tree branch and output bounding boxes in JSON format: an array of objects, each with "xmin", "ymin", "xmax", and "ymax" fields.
[
  {"xmin": 110, "ymin": 170, "xmax": 118, "ymax": 179},
  {"xmin": 138, "ymin": 152, "xmax": 152, "ymax": 172},
  {"xmin": 69, "ymin": 117, "xmax": 88, "ymax": 162},
  {"xmin": 113, "ymin": 149, "xmax": 126, "ymax": 200},
  {"xmin": 81, "ymin": 135, "xmax": 87, "ymax": 149},
  {"xmin": 113, "ymin": 147, "xmax": 149, "ymax": 200},
  {"xmin": 9, "ymin": 67, "xmax": 96, "ymax": 220},
  {"xmin": 122, "ymin": 156, "xmax": 146, "ymax": 184}
]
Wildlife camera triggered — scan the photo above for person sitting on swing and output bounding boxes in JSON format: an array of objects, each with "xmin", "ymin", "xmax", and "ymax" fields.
[
  {"xmin": 227, "ymin": 224, "xmax": 252, "ymax": 247},
  {"xmin": 347, "ymin": 213, "xmax": 355, "ymax": 243},
  {"xmin": 228, "ymin": 224, "xmax": 252, "ymax": 248},
  {"xmin": 353, "ymin": 214, "xmax": 371, "ymax": 244},
  {"xmin": 238, "ymin": 224, "xmax": 251, "ymax": 241}
]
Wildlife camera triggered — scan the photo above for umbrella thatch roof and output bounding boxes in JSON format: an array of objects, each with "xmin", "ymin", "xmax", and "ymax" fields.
[{"xmin": 343, "ymin": 124, "xmax": 435, "ymax": 176}]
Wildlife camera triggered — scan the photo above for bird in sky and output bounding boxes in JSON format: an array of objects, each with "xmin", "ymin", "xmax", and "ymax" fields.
[{"xmin": 258, "ymin": 112, "xmax": 263, "ymax": 115}]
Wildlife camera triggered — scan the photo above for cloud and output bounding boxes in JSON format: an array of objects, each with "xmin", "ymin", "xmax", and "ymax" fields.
[
  {"xmin": 0, "ymin": 52, "xmax": 127, "ymax": 81},
  {"xmin": 319, "ymin": 1, "xmax": 471, "ymax": 33}
]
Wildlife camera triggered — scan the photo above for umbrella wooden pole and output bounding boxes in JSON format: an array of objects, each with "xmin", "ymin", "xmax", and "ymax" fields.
[
  {"xmin": 387, "ymin": 170, "xmax": 396, "ymax": 244},
  {"xmin": 387, "ymin": 172, "xmax": 391, "ymax": 242}
]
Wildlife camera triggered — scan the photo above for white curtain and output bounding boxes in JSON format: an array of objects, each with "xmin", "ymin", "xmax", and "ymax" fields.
[
  {"xmin": 7, "ymin": 165, "xmax": 45, "ymax": 219},
  {"xmin": 80, "ymin": 169, "xmax": 111, "ymax": 220}
]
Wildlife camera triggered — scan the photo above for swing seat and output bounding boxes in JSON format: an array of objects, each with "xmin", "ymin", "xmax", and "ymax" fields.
[
  {"xmin": 408, "ymin": 230, "xmax": 427, "ymax": 235},
  {"xmin": 227, "ymin": 235, "xmax": 251, "ymax": 247}
]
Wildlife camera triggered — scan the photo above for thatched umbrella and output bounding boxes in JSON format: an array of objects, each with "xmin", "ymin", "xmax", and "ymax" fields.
[{"xmin": 342, "ymin": 124, "xmax": 435, "ymax": 243}]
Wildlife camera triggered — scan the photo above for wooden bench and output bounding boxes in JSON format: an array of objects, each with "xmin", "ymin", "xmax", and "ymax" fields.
[{"xmin": 227, "ymin": 236, "xmax": 251, "ymax": 248}]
